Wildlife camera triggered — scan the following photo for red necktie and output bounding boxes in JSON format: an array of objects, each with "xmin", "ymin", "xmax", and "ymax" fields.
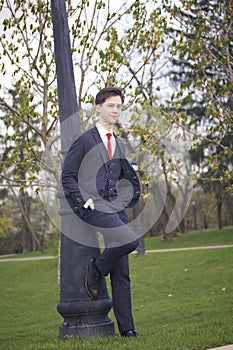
[{"xmin": 106, "ymin": 133, "xmax": 112, "ymax": 160}]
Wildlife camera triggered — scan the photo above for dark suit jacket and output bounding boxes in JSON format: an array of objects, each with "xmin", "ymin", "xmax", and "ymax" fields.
[{"xmin": 62, "ymin": 126, "xmax": 140, "ymax": 215}]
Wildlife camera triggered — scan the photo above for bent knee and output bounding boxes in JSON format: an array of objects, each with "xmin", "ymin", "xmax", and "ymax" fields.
[{"xmin": 127, "ymin": 238, "xmax": 139, "ymax": 253}]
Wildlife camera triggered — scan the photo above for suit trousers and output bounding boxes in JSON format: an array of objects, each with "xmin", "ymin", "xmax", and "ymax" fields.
[{"xmin": 79, "ymin": 208, "xmax": 139, "ymax": 334}]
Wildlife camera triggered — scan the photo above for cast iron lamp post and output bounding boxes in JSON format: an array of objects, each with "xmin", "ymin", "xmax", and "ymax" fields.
[{"xmin": 51, "ymin": 0, "xmax": 114, "ymax": 338}]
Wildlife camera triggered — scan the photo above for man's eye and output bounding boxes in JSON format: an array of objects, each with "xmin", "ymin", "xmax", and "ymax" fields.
[{"xmin": 106, "ymin": 104, "xmax": 122, "ymax": 109}]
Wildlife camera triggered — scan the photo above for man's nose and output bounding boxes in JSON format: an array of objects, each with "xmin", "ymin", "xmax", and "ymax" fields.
[{"xmin": 113, "ymin": 106, "xmax": 119, "ymax": 113}]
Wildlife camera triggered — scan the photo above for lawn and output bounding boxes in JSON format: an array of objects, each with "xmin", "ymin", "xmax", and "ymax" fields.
[
  {"xmin": 144, "ymin": 225, "xmax": 233, "ymax": 250},
  {"xmin": 0, "ymin": 227, "xmax": 232, "ymax": 350}
]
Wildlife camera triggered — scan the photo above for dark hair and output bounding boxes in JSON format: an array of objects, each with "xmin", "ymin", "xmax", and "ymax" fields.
[{"xmin": 95, "ymin": 86, "xmax": 125, "ymax": 105}]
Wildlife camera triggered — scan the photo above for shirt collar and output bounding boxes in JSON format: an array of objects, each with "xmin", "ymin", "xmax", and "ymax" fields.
[{"xmin": 96, "ymin": 123, "xmax": 113, "ymax": 138}]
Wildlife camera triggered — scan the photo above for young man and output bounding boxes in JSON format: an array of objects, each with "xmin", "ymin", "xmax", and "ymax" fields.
[{"xmin": 61, "ymin": 86, "xmax": 140, "ymax": 337}]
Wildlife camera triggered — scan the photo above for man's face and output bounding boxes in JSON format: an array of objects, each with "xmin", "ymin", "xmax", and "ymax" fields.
[{"xmin": 96, "ymin": 95, "xmax": 122, "ymax": 127}]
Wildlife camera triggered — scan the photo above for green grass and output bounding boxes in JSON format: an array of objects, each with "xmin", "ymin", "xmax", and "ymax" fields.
[
  {"xmin": 1, "ymin": 226, "xmax": 232, "ymax": 260},
  {"xmin": 0, "ymin": 228, "xmax": 233, "ymax": 350},
  {"xmin": 144, "ymin": 226, "xmax": 233, "ymax": 250},
  {"xmin": 0, "ymin": 251, "xmax": 51, "ymax": 259}
]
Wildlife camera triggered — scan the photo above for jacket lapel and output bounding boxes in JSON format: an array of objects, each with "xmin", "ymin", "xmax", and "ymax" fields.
[
  {"xmin": 114, "ymin": 134, "xmax": 125, "ymax": 158},
  {"xmin": 91, "ymin": 127, "xmax": 109, "ymax": 169}
]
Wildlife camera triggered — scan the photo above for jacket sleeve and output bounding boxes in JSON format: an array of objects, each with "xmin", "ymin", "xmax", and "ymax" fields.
[{"xmin": 61, "ymin": 135, "xmax": 91, "ymax": 210}]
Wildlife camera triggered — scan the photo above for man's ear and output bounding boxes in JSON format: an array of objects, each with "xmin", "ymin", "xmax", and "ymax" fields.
[{"xmin": 96, "ymin": 105, "xmax": 101, "ymax": 114}]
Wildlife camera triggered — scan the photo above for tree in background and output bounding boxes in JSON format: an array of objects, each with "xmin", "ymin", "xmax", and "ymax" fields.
[
  {"xmin": 0, "ymin": 0, "xmax": 60, "ymax": 251},
  {"xmin": 0, "ymin": 0, "xmax": 173, "ymax": 249},
  {"xmin": 0, "ymin": 0, "xmax": 232, "ymax": 251},
  {"xmin": 162, "ymin": 0, "xmax": 233, "ymax": 228}
]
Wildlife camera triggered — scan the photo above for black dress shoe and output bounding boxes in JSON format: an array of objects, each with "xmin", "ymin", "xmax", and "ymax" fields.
[
  {"xmin": 85, "ymin": 258, "xmax": 101, "ymax": 300},
  {"xmin": 121, "ymin": 330, "xmax": 140, "ymax": 337}
]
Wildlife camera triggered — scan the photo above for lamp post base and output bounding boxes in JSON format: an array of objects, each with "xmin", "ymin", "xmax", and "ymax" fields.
[
  {"xmin": 57, "ymin": 297, "xmax": 115, "ymax": 339},
  {"xmin": 59, "ymin": 320, "xmax": 114, "ymax": 339},
  {"xmin": 57, "ymin": 231, "xmax": 115, "ymax": 339}
]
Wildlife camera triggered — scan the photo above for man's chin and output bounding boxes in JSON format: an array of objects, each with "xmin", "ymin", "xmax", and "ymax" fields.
[{"xmin": 110, "ymin": 118, "xmax": 118, "ymax": 123}]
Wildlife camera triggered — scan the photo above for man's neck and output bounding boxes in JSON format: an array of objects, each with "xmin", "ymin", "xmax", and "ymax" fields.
[{"xmin": 97, "ymin": 122, "xmax": 113, "ymax": 133}]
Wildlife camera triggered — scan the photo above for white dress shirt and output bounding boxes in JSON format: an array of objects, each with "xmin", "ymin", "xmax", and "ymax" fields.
[{"xmin": 96, "ymin": 123, "xmax": 116, "ymax": 156}]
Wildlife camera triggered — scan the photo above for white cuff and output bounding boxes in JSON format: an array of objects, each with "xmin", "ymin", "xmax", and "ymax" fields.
[{"xmin": 83, "ymin": 198, "xmax": 93, "ymax": 209}]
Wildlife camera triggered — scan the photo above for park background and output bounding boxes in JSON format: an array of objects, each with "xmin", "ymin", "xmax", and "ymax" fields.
[
  {"xmin": 0, "ymin": 0, "xmax": 232, "ymax": 349},
  {"xmin": 0, "ymin": 0, "xmax": 232, "ymax": 254},
  {"xmin": 0, "ymin": 227, "xmax": 232, "ymax": 349}
]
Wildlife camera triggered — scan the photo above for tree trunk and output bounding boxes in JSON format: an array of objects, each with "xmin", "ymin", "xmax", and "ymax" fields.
[
  {"xmin": 21, "ymin": 192, "xmax": 33, "ymax": 252},
  {"xmin": 216, "ymin": 182, "xmax": 222, "ymax": 230},
  {"xmin": 11, "ymin": 188, "xmax": 40, "ymax": 251},
  {"xmin": 148, "ymin": 182, "xmax": 177, "ymax": 241}
]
